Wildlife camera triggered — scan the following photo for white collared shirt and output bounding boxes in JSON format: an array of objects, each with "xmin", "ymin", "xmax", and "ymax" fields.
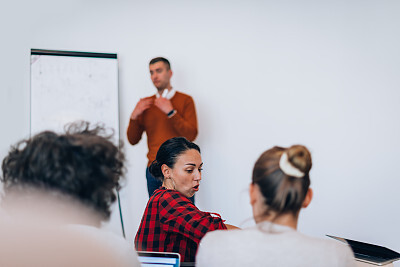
[{"xmin": 156, "ymin": 88, "xmax": 176, "ymax": 100}]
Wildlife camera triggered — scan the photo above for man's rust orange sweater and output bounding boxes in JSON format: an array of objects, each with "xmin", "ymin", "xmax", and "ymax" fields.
[{"xmin": 127, "ymin": 91, "xmax": 198, "ymax": 166}]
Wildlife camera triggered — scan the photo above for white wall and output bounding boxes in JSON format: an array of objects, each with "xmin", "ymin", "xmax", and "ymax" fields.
[{"xmin": 1, "ymin": 0, "xmax": 399, "ymax": 262}]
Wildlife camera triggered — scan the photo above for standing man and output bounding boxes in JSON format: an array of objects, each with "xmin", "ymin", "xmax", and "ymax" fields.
[{"xmin": 127, "ymin": 57, "xmax": 198, "ymax": 200}]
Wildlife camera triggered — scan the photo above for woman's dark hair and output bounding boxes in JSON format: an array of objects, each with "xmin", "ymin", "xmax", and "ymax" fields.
[
  {"xmin": 1, "ymin": 121, "xmax": 125, "ymax": 220},
  {"xmin": 252, "ymin": 145, "xmax": 312, "ymax": 217},
  {"xmin": 149, "ymin": 137, "xmax": 200, "ymax": 181}
]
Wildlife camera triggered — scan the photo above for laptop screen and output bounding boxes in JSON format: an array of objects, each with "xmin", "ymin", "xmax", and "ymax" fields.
[
  {"xmin": 326, "ymin": 235, "xmax": 400, "ymax": 265},
  {"xmin": 137, "ymin": 251, "xmax": 180, "ymax": 267}
]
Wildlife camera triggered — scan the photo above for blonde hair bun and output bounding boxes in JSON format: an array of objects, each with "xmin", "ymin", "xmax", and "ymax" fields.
[{"xmin": 286, "ymin": 145, "xmax": 312, "ymax": 175}]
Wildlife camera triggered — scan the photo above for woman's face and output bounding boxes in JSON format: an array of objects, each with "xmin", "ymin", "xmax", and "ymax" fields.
[{"xmin": 165, "ymin": 149, "xmax": 203, "ymax": 198}]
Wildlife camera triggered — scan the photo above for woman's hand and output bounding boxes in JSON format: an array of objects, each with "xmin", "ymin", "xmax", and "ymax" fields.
[{"xmin": 225, "ymin": 224, "xmax": 240, "ymax": 230}]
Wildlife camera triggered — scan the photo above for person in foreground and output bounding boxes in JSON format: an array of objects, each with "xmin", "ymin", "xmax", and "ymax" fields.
[
  {"xmin": 0, "ymin": 122, "xmax": 140, "ymax": 267},
  {"xmin": 135, "ymin": 137, "xmax": 236, "ymax": 263},
  {"xmin": 196, "ymin": 145, "xmax": 356, "ymax": 267}
]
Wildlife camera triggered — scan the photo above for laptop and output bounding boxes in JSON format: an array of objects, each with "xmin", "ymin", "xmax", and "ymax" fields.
[
  {"xmin": 137, "ymin": 251, "xmax": 180, "ymax": 267},
  {"xmin": 327, "ymin": 235, "xmax": 400, "ymax": 266}
]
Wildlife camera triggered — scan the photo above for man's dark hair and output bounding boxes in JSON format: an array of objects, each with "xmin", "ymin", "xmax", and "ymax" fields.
[
  {"xmin": 1, "ymin": 121, "xmax": 125, "ymax": 220},
  {"xmin": 149, "ymin": 57, "xmax": 171, "ymax": 70}
]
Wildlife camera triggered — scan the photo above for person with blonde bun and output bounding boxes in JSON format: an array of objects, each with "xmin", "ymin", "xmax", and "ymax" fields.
[{"xmin": 196, "ymin": 145, "xmax": 356, "ymax": 267}]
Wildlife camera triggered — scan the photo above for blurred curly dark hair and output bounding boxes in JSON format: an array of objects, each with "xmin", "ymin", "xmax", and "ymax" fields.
[{"xmin": 1, "ymin": 121, "xmax": 125, "ymax": 220}]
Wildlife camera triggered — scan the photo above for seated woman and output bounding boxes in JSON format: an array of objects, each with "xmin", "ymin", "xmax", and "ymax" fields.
[
  {"xmin": 196, "ymin": 145, "xmax": 356, "ymax": 267},
  {"xmin": 135, "ymin": 137, "xmax": 233, "ymax": 263}
]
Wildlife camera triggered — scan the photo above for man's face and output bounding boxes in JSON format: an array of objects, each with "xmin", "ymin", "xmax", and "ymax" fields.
[{"xmin": 149, "ymin": 61, "xmax": 172, "ymax": 91}]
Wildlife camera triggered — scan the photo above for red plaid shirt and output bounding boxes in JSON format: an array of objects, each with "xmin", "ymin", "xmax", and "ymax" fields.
[{"xmin": 135, "ymin": 188, "xmax": 227, "ymax": 262}]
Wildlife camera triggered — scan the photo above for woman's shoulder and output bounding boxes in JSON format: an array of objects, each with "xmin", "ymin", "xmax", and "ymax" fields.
[
  {"xmin": 295, "ymin": 232, "xmax": 349, "ymax": 249},
  {"xmin": 198, "ymin": 228, "xmax": 355, "ymax": 267},
  {"xmin": 201, "ymin": 228, "xmax": 244, "ymax": 244},
  {"xmin": 292, "ymin": 232, "xmax": 355, "ymax": 262},
  {"xmin": 158, "ymin": 188, "xmax": 190, "ymax": 200},
  {"xmin": 201, "ymin": 224, "xmax": 352, "ymax": 253},
  {"xmin": 153, "ymin": 188, "xmax": 194, "ymax": 208},
  {"xmin": 150, "ymin": 188, "xmax": 177, "ymax": 200},
  {"xmin": 196, "ymin": 229, "xmax": 248, "ymax": 266}
]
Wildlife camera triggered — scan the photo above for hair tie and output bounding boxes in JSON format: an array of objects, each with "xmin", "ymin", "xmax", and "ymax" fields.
[{"xmin": 279, "ymin": 152, "xmax": 304, "ymax": 178}]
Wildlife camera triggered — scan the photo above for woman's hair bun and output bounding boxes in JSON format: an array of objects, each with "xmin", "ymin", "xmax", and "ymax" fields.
[
  {"xmin": 148, "ymin": 160, "xmax": 163, "ymax": 181},
  {"xmin": 286, "ymin": 145, "xmax": 312, "ymax": 175}
]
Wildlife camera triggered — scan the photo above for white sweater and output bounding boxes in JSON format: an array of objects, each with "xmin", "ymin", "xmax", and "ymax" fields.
[{"xmin": 196, "ymin": 221, "xmax": 356, "ymax": 267}]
